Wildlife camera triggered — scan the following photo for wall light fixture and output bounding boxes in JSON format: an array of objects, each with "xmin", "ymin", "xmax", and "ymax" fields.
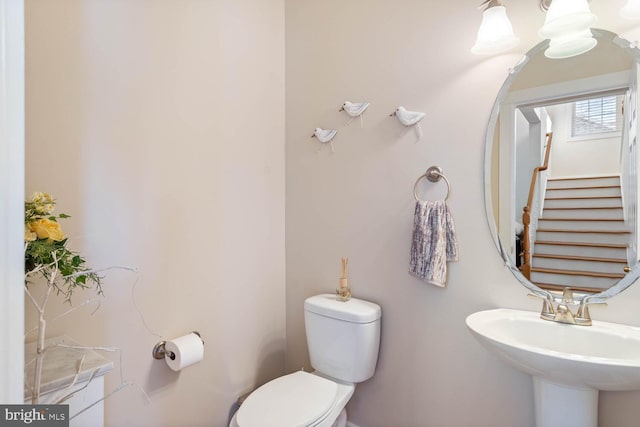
[
  {"xmin": 471, "ymin": 0, "xmax": 520, "ymax": 55},
  {"xmin": 621, "ymin": 0, "xmax": 640, "ymax": 19},
  {"xmin": 539, "ymin": 0, "xmax": 597, "ymax": 58},
  {"xmin": 473, "ymin": 0, "xmax": 638, "ymax": 58}
]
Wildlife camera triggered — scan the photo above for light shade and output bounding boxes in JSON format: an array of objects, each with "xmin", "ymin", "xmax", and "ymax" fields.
[
  {"xmin": 544, "ymin": 28, "xmax": 598, "ymax": 58},
  {"xmin": 472, "ymin": 5, "xmax": 520, "ymax": 55},
  {"xmin": 621, "ymin": 0, "xmax": 640, "ymax": 19},
  {"xmin": 539, "ymin": 0, "xmax": 597, "ymax": 39}
]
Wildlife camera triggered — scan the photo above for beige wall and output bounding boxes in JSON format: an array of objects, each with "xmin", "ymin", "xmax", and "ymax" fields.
[
  {"xmin": 285, "ymin": 1, "xmax": 640, "ymax": 427},
  {"xmin": 25, "ymin": 1, "xmax": 285, "ymax": 426},
  {"xmin": 22, "ymin": 0, "xmax": 640, "ymax": 426}
]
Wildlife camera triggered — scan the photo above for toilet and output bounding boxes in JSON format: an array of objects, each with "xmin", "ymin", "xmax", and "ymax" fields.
[{"xmin": 229, "ymin": 293, "xmax": 382, "ymax": 427}]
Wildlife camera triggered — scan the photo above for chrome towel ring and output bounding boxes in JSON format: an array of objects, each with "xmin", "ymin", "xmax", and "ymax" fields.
[{"xmin": 413, "ymin": 166, "xmax": 450, "ymax": 201}]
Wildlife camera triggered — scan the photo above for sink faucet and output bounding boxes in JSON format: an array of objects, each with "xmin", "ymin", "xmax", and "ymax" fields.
[
  {"xmin": 530, "ymin": 290, "xmax": 556, "ymax": 321},
  {"xmin": 529, "ymin": 287, "xmax": 606, "ymax": 326},
  {"xmin": 553, "ymin": 288, "xmax": 576, "ymax": 324},
  {"xmin": 575, "ymin": 295, "xmax": 608, "ymax": 326}
]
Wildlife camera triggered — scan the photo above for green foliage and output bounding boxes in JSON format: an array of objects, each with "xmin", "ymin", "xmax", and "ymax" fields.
[{"xmin": 24, "ymin": 193, "xmax": 102, "ymax": 303}]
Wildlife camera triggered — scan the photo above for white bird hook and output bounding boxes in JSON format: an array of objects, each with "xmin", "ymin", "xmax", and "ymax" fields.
[
  {"xmin": 339, "ymin": 101, "xmax": 370, "ymax": 128},
  {"xmin": 390, "ymin": 106, "xmax": 425, "ymax": 142},
  {"xmin": 311, "ymin": 128, "xmax": 338, "ymax": 153}
]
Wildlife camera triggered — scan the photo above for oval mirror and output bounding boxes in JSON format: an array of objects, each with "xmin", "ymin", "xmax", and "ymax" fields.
[{"xmin": 484, "ymin": 28, "xmax": 640, "ymax": 301}]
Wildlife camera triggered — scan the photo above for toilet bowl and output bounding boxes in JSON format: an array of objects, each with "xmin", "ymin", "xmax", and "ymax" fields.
[
  {"xmin": 229, "ymin": 371, "xmax": 354, "ymax": 427},
  {"xmin": 229, "ymin": 294, "xmax": 381, "ymax": 427}
]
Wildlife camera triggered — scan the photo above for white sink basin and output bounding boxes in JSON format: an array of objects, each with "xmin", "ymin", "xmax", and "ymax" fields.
[
  {"xmin": 466, "ymin": 308, "xmax": 640, "ymax": 427},
  {"xmin": 466, "ymin": 308, "xmax": 640, "ymax": 390}
]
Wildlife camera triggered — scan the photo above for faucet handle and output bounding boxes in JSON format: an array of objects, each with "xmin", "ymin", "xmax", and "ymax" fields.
[
  {"xmin": 562, "ymin": 287, "xmax": 575, "ymax": 304},
  {"xmin": 575, "ymin": 298, "xmax": 608, "ymax": 326},
  {"xmin": 528, "ymin": 292, "xmax": 556, "ymax": 321}
]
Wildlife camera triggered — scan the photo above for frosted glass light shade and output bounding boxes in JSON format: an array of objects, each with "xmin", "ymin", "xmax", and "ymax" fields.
[
  {"xmin": 472, "ymin": 6, "xmax": 520, "ymax": 55},
  {"xmin": 539, "ymin": 0, "xmax": 597, "ymax": 38},
  {"xmin": 621, "ymin": 0, "xmax": 640, "ymax": 19},
  {"xmin": 545, "ymin": 28, "xmax": 597, "ymax": 59}
]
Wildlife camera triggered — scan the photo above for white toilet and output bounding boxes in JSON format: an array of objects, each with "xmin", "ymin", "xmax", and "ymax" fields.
[{"xmin": 229, "ymin": 293, "xmax": 382, "ymax": 427}]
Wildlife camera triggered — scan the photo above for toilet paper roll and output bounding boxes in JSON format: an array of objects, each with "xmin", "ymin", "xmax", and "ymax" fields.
[{"xmin": 164, "ymin": 332, "xmax": 204, "ymax": 372}]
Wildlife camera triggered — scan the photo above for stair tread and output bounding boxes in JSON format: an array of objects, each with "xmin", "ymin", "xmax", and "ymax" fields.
[
  {"xmin": 532, "ymin": 253, "xmax": 627, "ymax": 263},
  {"xmin": 548, "ymin": 175, "xmax": 620, "ymax": 181},
  {"xmin": 535, "ymin": 240, "xmax": 627, "ymax": 249},
  {"xmin": 543, "ymin": 207, "xmax": 623, "ymax": 210},
  {"xmin": 545, "ymin": 196, "xmax": 622, "ymax": 200},
  {"xmin": 546, "ymin": 185, "xmax": 620, "ymax": 190},
  {"xmin": 531, "ymin": 267, "xmax": 625, "ymax": 278},
  {"xmin": 539, "ymin": 218, "xmax": 624, "ymax": 222},
  {"xmin": 537, "ymin": 228, "xmax": 630, "ymax": 234}
]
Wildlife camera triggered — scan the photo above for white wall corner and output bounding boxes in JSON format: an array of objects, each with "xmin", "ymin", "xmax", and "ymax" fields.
[{"xmin": 0, "ymin": 0, "xmax": 25, "ymax": 404}]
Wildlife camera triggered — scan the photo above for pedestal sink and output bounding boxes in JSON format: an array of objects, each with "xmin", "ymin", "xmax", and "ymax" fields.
[{"xmin": 466, "ymin": 308, "xmax": 640, "ymax": 427}]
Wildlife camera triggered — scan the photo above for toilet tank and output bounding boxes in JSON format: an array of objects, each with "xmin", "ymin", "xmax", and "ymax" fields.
[{"xmin": 304, "ymin": 294, "xmax": 382, "ymax": 383}]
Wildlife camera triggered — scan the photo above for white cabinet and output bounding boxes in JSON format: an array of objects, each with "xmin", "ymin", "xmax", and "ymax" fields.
[{"xmin": 25, "ymin": 336, "xmax": 113, "ymax": 427}]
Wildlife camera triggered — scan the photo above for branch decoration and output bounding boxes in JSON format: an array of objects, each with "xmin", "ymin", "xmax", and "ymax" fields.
[{"xmin": 23, "ymin": 191, "xmax": 149, "ymax": 413}]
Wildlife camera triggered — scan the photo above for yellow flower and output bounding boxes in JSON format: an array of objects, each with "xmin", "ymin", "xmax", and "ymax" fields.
[
  {"xmin": 31, "ymin": 192, "xmax": 55, "ymax": 215},
  {"xmin": 24, "ymin": 225, "xmax": 37, "ymax": 242},
  {"xmin": 28, "ymin": 219, "xmax": 65, "ymax": 242},
  {"xmin": 31, "ymin": 192, "xmax": 52, "ymax": 203},
  {"xmin": 35, "ymin": 203, "xmax": 55, "ymax": 215}
]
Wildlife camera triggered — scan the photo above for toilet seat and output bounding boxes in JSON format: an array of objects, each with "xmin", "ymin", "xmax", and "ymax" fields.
[{"xmin": 236, "ymin": 371, "xmax": 338, "ymax": 427}]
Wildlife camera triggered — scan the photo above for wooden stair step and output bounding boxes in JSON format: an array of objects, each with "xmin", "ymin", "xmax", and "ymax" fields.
[
  {"xmin": 537, "ymin": 218, "xmax": 628, "ymax": 232},
  {"xmin": 549, "ymin": 175, "xmax": 619, "ymax": 181},
  {"xmin": 532, "ymin": 253, "xmax": 627, "ymax": 264},
  {"xmin": 543, "ymin": 207, "xmax": 623, "ymax": 210},
  {"xmin": 530, "ymin": 267, "xmax": 625, "ymax": 279},
  {"xmin": 539, "ymin": 218, "xmax": 624, "ymax": 222},
  {"xmin": 536, "ymin": 229, "xmax": 629, "ymax": 245},
  {"xmin": 540, "ymin": 206, "xmax": 625, "ymax": 220},
  {"xmin": 545, "ymin": 196, "xmax": 622, "ymax": 200},
  {"xmin": 546, "ymin": 177, "xmax": 621, "ymax": 191},
  {"xmin": 534, "ymin": 240, "xmax": 627, "ymax": 249},
  {"xmin": 547, "ymin": 185, "xmax": 620, "ymax": 190},
  {"xmin": 537, "ymin": 228, "xmax": 630, "ymax": 234},
  {"xmin": 543, "ymin": 199, "xmax": 623, "ymax": 209}
]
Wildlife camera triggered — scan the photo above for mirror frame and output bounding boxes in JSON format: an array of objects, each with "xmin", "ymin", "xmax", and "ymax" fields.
[{"xmin": 484, "ymin": 28, "xmax": 640, "ymax": 302}]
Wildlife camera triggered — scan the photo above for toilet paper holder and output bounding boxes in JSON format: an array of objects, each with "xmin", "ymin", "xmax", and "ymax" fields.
[{"xmin": 152, "ymin": 331, "xmax": 203, "ymax": 361}]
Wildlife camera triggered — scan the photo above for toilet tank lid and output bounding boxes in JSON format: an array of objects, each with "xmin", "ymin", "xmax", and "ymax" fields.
[{"xmin": 304, "ymin": 294, "xmax": 382, "ymax": 323}]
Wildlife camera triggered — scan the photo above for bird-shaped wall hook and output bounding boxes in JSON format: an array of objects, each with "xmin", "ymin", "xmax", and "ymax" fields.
[
  {"xmin": 311, "ymin": 128, "xmax": 338, "ymax": 153},
  {"xmin": 390, "ymin": 106, "xmax": 426, "ymax": 141},
  {"xmin": 339, "ymin": 101, "xmax": 370, "ymax": 128},
  {"xmin": 390, "ymin": 106, "xmax": 425, "ymax": 126}
]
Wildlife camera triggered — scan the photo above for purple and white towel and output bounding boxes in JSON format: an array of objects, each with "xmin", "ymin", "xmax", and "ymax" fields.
[{"xmin": 409, "ymin": 200, "xmax": 458, "ymax": 287}]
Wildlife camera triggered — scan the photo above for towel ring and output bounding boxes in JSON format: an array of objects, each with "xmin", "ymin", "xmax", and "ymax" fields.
[{"xmin": 413, "ymin": 166, "xmax": 450, "ymax": 201}]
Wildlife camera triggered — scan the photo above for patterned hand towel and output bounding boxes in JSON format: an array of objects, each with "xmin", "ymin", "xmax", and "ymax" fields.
[{"xmin": 409, "ymin": 200, "xmax": 458, "ymax": 287}]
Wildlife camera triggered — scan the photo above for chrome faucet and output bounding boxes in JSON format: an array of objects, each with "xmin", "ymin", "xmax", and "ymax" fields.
[
  {"xmin": 529, "ymin": 287, "xmax": 607, "ymax": 326},
  {"xmin": 575, "ymin": 295, "xmax": 608, "ymax": 326},
  {"xmin": 530, "ymin": 290, "xmax": 556, "ymax": 321},
  {"xmin": 552, "ymin": 288, "xmax": 576, "ymax": 324}
]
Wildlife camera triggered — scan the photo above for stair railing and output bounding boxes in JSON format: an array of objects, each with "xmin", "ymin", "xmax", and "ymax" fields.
[{"xmin": 522, "ymin": 132, "xmax": 553, "ymax": 279}]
